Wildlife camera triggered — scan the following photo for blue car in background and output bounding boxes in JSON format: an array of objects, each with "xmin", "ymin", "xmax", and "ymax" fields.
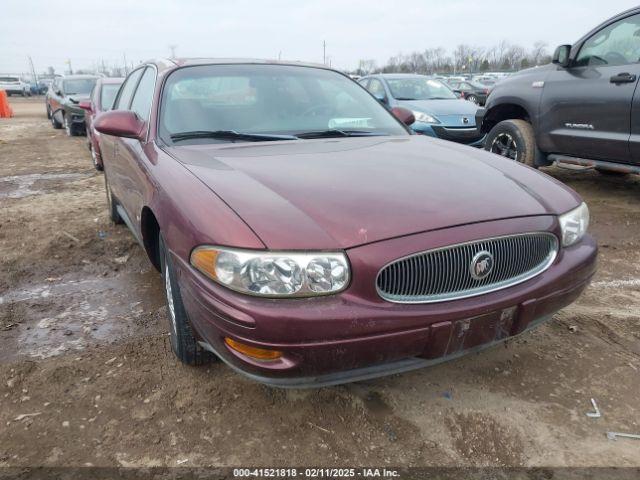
[{"xmin": 359, "ymin": 74, "xmax": 484, "ymax": 147}]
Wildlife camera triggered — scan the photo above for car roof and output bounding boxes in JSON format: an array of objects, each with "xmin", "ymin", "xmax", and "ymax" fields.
[
  {"xmin": 98, "ymin": 77, "xmax": 124, "ymax": 84},
  {"xmin": 62, "ymin": 74, "xmax": 100, "ymax": 80},
  {"xmin": 145, "ymin": 57, "xmax": 335, "ymax": 75}
]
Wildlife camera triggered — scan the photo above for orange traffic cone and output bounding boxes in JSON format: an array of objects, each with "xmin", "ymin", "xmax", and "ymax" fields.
[{"xmin": 0, "ymin": 90, "xmax": 14, "ymax": 118}]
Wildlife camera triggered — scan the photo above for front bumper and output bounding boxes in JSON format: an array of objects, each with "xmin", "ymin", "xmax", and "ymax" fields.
[
  {"xmin": 411, "ymin": 122, "xmax": 485, "ymax": 147},
  {"xmin": 176, "ymin": 217, "xmax": 597, "ymax": 387}
]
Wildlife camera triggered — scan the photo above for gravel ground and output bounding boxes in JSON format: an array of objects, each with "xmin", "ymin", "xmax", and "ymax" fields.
[{"xmin": 1, "ymin": 97, "xmax": 639, "ymax": 468}]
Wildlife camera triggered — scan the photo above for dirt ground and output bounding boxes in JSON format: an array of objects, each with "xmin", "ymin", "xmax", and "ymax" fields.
[{"xmin": 1, "ymin": 97, "xmax": 639, "ymax": 469}]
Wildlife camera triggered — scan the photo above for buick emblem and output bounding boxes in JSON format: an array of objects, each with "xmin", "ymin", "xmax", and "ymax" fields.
[{"xmin": 470, "ymin": 250, "xmax": 494, "ymax": 280}]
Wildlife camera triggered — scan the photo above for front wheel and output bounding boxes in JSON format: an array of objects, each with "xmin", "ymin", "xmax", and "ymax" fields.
[
  {"xmin": 91, "ymin": 145, "xmax": 103, "ymax": 171},
  {"xmin": 485, "ymin": 119, "xmax": 537, "ymax": 167},
  {"xmin": 160, "ymin": 234, "xmax": 212, "ymax": 366},
  {"xmin": 104, "ymin": 172, "xmax": 123, "ymax": 224}
]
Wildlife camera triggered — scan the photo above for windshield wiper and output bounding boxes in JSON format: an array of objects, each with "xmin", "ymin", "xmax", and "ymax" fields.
[
  {"xmin": 395, "ymin": 97, "xmax": 417, "ymax": 100},
  {"xmin": 170, "ymin": 130, "xmax": 299, "ymax": 143},
  {"xmin": 296, "ymin": 129, "xmax": 385, "ymax": 139}
]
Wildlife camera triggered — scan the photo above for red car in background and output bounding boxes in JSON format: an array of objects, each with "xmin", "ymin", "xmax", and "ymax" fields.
[{"xmin": 80, "ymin": 77, "xmax": 124, "ymax": 170}]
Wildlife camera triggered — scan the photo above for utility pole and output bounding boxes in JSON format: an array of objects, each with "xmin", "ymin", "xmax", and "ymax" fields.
[
  {"xmin": 169, "ymin": 44, "xmax": 178, "ymax": 59},
  {"xmin": 323, "ymin": 40, "xmax": 326, "ymax": 65},
  {"xmin": 123, "ymin": 52, "xmax": 128, "ymax": 75},
  {"xmin": 27, "ymin": 56, "xmax": 38, "ymax": 87}
]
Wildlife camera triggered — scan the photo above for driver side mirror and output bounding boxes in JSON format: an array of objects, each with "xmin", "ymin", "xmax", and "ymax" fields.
[
  {"xmin": 94, "ymin": 110, "xmax": 146, "ymax": 140},
  {"xmin": 391, "ymin": 107, "xmax": 415, "ymax": 126},
  {"xmin": 553, "ymin": 45, "xmax": 572, "ymax": 68}
]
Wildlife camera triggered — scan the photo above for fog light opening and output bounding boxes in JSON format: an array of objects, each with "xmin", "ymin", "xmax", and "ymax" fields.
[{"xmin": 224, "ymin": 337, "xmax": 282, "ymax": 361}]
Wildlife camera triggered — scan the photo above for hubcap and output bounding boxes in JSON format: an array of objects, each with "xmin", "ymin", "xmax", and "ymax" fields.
[
  {"xmin": 468, "ymin": 96, "xmax": 478, "ymax": 104},
  {"xmin": 490, "ymin": 133, "xmax": 519, "ymax": 161},
  {"xmin": 165, "ymin": 263, "xmax": 177, "ymax": 336}
]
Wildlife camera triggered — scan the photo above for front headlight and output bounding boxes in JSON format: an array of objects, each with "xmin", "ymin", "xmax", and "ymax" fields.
[
  {"xmin": 559, "ymin": 202, "xmax": 589, "ymax": 247},
  {"xmin": 411, "ymin": 111, "xmax": 440, "ymax": 124},
  {"xmin": 190, "ymin": 246, "xmax": 350, "ymax": 297}
]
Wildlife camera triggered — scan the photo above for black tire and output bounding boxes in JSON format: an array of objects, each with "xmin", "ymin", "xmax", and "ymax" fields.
[
  {"xmin": 159, "ymin": 234, "xmax": 212, "ymax": 366},
  {"xmin": 466, "ymin": 94, "xmax": 478, "ymax": 105},
  {"xmin": 51, "ymin": 110, "xmax": 62, "ymax": 129},
  {"xmin": 64, "ymin": 114, "xmax": 76, "ymax": 136},
  {"xmin": 485, "ymin": 119, "xmax": 537, "ymax": 167},
  {"xmin": 104, "ymin": 172, "xmax": 123, "ymax": 224},
  {"xmin": 91, "ymin": 145, "xmax": 103, "ymax": 171},
  {"xmin": 46, "ymin": 105, "xmax": 51, "ymax": 119}
]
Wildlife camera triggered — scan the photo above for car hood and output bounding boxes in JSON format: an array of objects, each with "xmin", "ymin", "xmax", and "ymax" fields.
[
  {"xmin": 397, "ymin": 98, "xmax": 478, "ymax": 116},
  {"xmin": 168, "ymin": 136, "xmax": 581, "ymax": 250}
]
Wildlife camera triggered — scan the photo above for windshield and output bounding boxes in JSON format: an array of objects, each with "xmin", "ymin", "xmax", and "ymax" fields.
[
  {"xmin": 63, "ymin": 78, "xmax": 97, "ymax": 95},
  {"xmin": 387, "ymin": 78, "xmax": 457, "ymax": 100},
  {"xmin": 100, "ymin": 84, "xmax": 121, "ymax": 110},
  {"xmin": 0, "ymin": 77, "xmax": 19, "ymax": 83},
  {"xmin": 159, "ymin": 64, "xmax": 408, "ymax": 144}
]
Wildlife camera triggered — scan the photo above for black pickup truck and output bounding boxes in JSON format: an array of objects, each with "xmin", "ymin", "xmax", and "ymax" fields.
[{"xmin": 477, "ymin": 7, "xmax": 640, "ymax": 175}]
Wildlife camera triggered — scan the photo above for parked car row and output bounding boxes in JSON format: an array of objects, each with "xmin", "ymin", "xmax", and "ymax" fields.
[
  {"xmin": 41, "ymin": 4, "xmax": 640, "ymax": 386},
  {"xmin": 44, "ymin": 74, "xmax": 124, "ymax": 169},
  {"xmin": 86, "ymin": 58, "xmax": 596, "ymax": 387}
]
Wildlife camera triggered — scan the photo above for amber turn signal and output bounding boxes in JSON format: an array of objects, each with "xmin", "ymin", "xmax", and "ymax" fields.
[
  {"xmin": 190, "ymin": 247, "xmax": 219, "ymax": 280},
  {"xmin": 224, "ymin": 337, "xmax": 282, "ymax": 361}
]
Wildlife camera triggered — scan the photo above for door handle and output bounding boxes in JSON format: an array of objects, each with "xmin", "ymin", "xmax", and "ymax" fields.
[{"xmin": 610, "ymin": 72, "xmax": 637, "ymax": 84}]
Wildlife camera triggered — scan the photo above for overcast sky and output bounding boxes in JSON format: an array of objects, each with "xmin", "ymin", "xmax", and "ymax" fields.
[{"xmin": 2, "ymin": 0, "xmax": 638, "ymax": 75}]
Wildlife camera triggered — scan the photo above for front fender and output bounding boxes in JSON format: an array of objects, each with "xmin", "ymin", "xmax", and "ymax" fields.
[{"xmin": 143, "ymin": 144, "xmax": 265, "ymax": 270}]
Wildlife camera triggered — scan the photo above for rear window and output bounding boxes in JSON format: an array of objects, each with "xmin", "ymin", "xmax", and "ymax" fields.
[
  {"xmin": 100, "ymin": 84, "xmax": 121, "ymax": 110},
  {"xmin": 63, "ymin": 78, "xmax": 97, "ymax": 95}
]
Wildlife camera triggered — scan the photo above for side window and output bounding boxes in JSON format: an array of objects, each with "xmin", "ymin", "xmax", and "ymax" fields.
[
  {"xmin": 115, "ymin": 68, "xmax": 144, "ymax": 110},
  {"xmin": 576, "ymin": 14, "xmax": 640, "ymax": 67},
  {"xmin": 367, "ymin": 79, "xmax": 386, "ymax": 99},
  {"xmin": 90, "ymin": 84, "xmax": 99, "ymax": 105},
  {"xmin": 130, "ymin": 68, "xmax": 156, "ymax": 121}
]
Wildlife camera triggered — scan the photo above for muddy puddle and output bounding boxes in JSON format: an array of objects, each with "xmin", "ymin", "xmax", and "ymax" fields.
[
  {"xmin": 0, "ymin": 271, "xmax": 166, "ymax": 362},
  {"xmin": 0, "ymin": 172, "xmax": 89, "ymax": 199}
]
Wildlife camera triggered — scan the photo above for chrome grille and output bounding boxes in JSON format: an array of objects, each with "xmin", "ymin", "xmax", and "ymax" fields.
[{"xmin": 376, "ymin": 232, "xmax": 558, "ymax": 303}]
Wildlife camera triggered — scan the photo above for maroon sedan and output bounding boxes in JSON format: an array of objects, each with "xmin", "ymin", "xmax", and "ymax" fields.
[
  {"xmin": 94, "ymin": 59, "xmax": 596, "ymax": 387},
  {"xmin": 79, "ymin": 77, "xmax": 124, "ymax": 170}
]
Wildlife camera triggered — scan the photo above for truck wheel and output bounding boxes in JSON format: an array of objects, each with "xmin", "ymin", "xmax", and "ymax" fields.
[
  {"xmin": 104, "ymin": 172, "xmax": 123, "ymax": 225},
  {"xmin": 159, "ymin": 234, "xmax": 212, "ymax": 366},
  {"xmin": 485, "ymin": 119, "xmax": 537, "ymax": 167}
]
